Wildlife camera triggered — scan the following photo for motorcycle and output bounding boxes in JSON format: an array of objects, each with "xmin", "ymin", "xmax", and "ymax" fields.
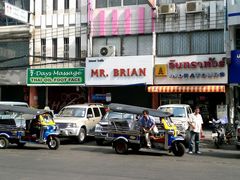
[{"xmin": 210, "ymin": 118, "xmax": 226, "ymax": 148}]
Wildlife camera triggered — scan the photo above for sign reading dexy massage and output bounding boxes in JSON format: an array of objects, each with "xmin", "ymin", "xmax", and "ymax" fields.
[
  {"xmin": 27, "ymin": 68, "xmax": 85, "ymax": 86},
  {"xmin": 85, "ymin": 56, "xmax": 153, "ymax": 86},
  {"xmin": 154, "ymin": 54, "xmax": 227, "ymax": 85}
]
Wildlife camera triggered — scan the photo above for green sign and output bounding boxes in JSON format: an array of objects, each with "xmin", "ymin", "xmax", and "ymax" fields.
[{"xmin": 27, "ymin": 68, "xmax": 85, "ymax": 85}]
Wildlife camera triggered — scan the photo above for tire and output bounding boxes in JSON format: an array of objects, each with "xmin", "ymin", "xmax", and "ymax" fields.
[
  {"xmin": 172, "ymin": 142, "xmax": 185, "ymax": 157},
  {"xmin": 0, "ymin": 137, "xmax": 9, "ymax": 149},
  {"xmin": 96, "ymin": 139, "xmax": 104, "ymax": 146},
  {"xmin": 47, "ymin": 136, "xmax": 60, "ymax": 150},
  {"xmin": 114, "ymin": 140, "xmax": 128, "ymax": 154},
  {"xmin": 77, "ymin": 128, "xmax": 86, "ymax": 144}
]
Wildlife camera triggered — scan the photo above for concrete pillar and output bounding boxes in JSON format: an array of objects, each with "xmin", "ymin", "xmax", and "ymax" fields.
[
  {"xmin": 29, "ymin": 87, "xmax": 39, "ymax": 108},
  {"xmin": 152, "ymin": 93, "xmax": 159, "ymax": 109}
]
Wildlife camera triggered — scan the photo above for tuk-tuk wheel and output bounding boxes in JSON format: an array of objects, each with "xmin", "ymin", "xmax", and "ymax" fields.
[
  {"xmin": 47, "ymin": 136, "xmax": 60, "ymax": 150},
  {"xmin": 114, "ymin": 140, "xmax": 128, "ymax": 154},
  {"xmin": 172, "ymin": 142, "xmax": 185, "ymax": 157},
  {"xmin": 0, "ymin": 137, "xmax": 9, "ymax": 149}
]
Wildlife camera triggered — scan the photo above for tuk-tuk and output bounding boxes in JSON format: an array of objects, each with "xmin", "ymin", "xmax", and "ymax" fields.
[
  {"xmin": 105, "ymin": 103, "xmax": 186, "ymax": 156},
  {"xmin": 0, "ymin": 105, "xmax": 60, "ymax": 150}
]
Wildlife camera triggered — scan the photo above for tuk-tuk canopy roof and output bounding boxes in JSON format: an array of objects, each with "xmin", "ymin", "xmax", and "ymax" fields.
[
  {"xmin": 0, "ymin": 104, "xmax": 48, "ymax": 115},
  {"xmin": 108, "ymin": 103, "xmax": 171, "ymax": 117}
]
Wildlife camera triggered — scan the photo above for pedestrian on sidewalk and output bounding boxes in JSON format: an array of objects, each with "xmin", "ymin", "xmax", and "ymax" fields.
[{"xmin": 188, "ymin": 106, "xmax": 203, "ymax": 154}]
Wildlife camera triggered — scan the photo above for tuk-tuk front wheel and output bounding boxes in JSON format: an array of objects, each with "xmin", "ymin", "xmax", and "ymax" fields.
[
  {"xmin": 172, "ymin": 142, "xmax": 185, "ymax": 156},
  {"xmin": 47, "ymin": 136, "xmax": 60, "ymax": 150},
  {"xmin": 0, "ymin": 137, "xmax": 9, "ymax": 149},
  {"xmin": 114, "ymin": 140, "xmax": 128, "ymax": 154}
]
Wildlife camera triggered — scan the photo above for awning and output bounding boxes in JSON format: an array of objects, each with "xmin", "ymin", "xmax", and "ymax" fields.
[{"xmin": 147, "ymin": 85, "xmax": 226, "ymax": 93}]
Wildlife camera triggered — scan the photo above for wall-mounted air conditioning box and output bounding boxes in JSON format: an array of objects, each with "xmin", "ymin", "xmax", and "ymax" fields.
[
  {"xmin": 186, "ymin": 1, "xmax": 203, "ymax": 14},
  {"xmin": 159, "ymin": 4, "xmax": 176, "ymax": 15},
  {"xmin": 99, "ymin": 46, "xmax": 116, "ymax": 57}
]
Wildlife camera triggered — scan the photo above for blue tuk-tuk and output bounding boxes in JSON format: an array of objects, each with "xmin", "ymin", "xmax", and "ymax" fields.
[
  {"xmin": 105, "ymin": 103, "xmax": 186, "ymax": 156},
  {"xmin": 0, "ymin": 105, "xmax": 60, "ymax": 150}
]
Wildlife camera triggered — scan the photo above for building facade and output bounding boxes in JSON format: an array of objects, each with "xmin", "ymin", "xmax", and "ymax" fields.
[
  {"xmin": 28, "ymin": 0, "xmax": 88, "ymax": 111},
  {"xmin": 87, "ymin": 0, "xmax": 227, "ymax": 125},
  {"xmin": 0, "ymin": 0, "xmax": 30, "ymax": 103}
]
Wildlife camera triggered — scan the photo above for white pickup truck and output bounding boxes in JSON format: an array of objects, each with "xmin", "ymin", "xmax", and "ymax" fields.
[{"xmin": 158, "ymin": 104, "xmax": 193, "ymax": 145}]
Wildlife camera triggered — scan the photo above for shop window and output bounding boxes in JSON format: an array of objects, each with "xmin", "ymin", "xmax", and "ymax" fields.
[
  {"xmin": 64, "ymin": 38, "xmax": 69, "ymax": 59},
  {"xmin": 138, "ymin": 0, "xmax": 147, "ymax": 5},
  {"xmin": 53, "ymin": 0, "xmax": 58, "ymax": 11},
  {"xmin": 41, "ymin": 39, "xmax": 46, "ymax": 61},
  {"xmin": 138, "ymin": 35, "xmax": 152, "ymax": 55},
  {"xmin": 191, "ymin": 31, "xmax": 208, "ymax": 54},
  {"xmin": 96, "ymin": 0, "xmax": 107, "ymax": 8},
  {"xmin": 109, "ymin": 0, "xmax": 121, "ymax": 7},
  {"xmin": 156, "ymin": 30, "xmax": 224, "ymax": 56},
  {"xmin": 76, "ymin": 0, "xmax": 81, "ymax": 11},
  {"xmin": 42, "ymin": 0, "xmax": 46, "ymax": 14},
  {"xmin": 124, "ymin": 0, "xmax": 137, "ymax": 6},
  {"xmin": 52, "ymin": 38, "xmax": 57, "ymax": 60},
  {"xmin": 173, "ymin": 33, "xmax": 190, "ymax": 55},
  {"xmin": 209, "ymin": 31, "xmax": 224, "ymax": 53},
  {"xmin": 122, "ymin": 36, "xmax": 137, "ymax": 56},
  {"xmin": 64, "ymin": 0, "xmax": 69, "ymax": 11},
  {"xmin": 76, "ymin": 37, "xmax": 81, "ymax": 58},
  {"xmin": 157, "ymin": 34, "xmax": 172, "ymax": 56}
]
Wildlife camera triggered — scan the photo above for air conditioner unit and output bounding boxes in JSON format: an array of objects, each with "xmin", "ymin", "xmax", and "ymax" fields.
[
  {"xmin": 159, "ymin": 4, "xmax": 176, "ymax": 15},
  {"xmin": 186, "ymin": 1, "xmax": 203, "ymax": 13},
  {"xmin": 99, "ymin": 45, "xmax": 115, "ymax": 57}
]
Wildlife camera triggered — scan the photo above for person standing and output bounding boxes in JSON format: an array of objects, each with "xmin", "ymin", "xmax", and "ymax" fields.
[
  {"xmin": 188, "ymin": 106, "xmax": 203, "ymax": 154},
  {"xmin": 138, "ymin": 110, "xmax": 157, "ymax": 148}
]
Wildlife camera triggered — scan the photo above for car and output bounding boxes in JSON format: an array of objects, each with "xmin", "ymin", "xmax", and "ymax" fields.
[
  {"xmin": 157, "ymin": 104, "xmax": 193, "ymax": 146},
  {"xmin": 94, "ymin": 110, "xmax": 136, "ymax": 145},
  {"xmin": 0, "ymin": 101, "xmax": 29, "ymax": 107},
  {"xmin": 54, "ymin": 103, "xmax": 106, "ymax": 143}
]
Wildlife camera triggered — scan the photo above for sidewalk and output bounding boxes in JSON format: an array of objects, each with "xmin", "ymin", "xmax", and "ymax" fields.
[{"xmin": 200, "ymin": 129, "xmax": 236, "ymax": 150}]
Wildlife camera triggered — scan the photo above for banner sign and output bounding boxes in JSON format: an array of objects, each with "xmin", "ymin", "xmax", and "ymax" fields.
[
  {"xmin": 4, "ymin": 2, "xmax": 28, "ymax": 23},
  {"xmin": 27, "ymin": 68, "xmax": 85, "ymax": 86},
  {"xmin": 229, "ymin": 50, "xmax": 240, "ymax": 84}
]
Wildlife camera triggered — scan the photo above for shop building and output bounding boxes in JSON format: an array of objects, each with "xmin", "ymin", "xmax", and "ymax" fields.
[
  {"xmin": 0, "ymin": 0, "xmax": 30, "ymax": 103},
  {"xmin": 148, "ymin": 54, "xmax": 227, "ymax": 125},
  {"xmin": 88, "ymin": 0, "xmax": 153, "ymax": 106},
  {"xmin": 28, "ymin": 0, "xmax": 88, "ymax": 111}
]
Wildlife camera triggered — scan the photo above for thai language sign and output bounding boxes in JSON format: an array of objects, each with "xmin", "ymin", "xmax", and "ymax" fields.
[
  {"xmin": 27, "ymin": 68, "xmax": 85, "ymax": 86},
  {"xmin": 154, "ymin": 54, "xmax": 227, "ymax": 85}
]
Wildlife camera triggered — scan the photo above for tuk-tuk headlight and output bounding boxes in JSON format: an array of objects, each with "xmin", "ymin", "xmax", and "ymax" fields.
[{"xmin": 67, "ymin": 123, "xmax": 77, "ymax": 128}]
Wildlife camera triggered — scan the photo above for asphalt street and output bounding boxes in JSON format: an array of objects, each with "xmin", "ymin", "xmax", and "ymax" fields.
[{"xmin": 0, "ymin": 136, "xmax": 239, "ymax": 180}]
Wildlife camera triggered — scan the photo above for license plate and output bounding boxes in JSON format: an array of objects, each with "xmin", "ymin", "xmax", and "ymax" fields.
[{"xmin": 212, "ymin": 133, "xmax": 218, "ymax": 137}]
